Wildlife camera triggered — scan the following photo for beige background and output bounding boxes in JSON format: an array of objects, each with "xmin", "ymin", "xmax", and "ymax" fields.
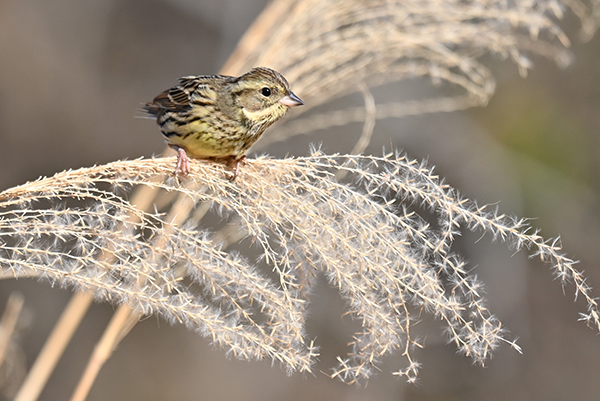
[{"xmin": 1, "ymin": 0, "xmax": 600, "ymax": 400}]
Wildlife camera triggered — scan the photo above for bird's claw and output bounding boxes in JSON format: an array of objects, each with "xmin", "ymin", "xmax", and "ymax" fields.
[
  {"xmin": 227, "ymin": 155, "xmax": 246, "ymax": 182},
  {"xmin": 172, "ymin": 146, "xmax": 191, "ymax": 176}
]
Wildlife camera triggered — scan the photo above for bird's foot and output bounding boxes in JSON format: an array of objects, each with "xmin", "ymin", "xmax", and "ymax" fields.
[
  {"xmin": 171, "ymin": 146, "xmax": 191, "ymax": 176},
  {"xmin": 226, "ymin": 155, "xmax": 246, "ymax": 182}
]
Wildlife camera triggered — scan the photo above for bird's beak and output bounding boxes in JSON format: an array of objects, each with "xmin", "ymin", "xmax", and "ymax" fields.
[{"xmin": 279, "ymin": 92, "xmax": 304, "ymax": 107}]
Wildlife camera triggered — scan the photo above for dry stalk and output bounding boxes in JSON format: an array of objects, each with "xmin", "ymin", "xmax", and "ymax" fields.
[
  {"xmin": 0, "ymin": 293, "xmax": 24, "ymax": 370},
  {"xmin": 3, "ymin": 0, "xmax": 597, "ymax": 393},
  {"xmin": 13, "ymin": 292, "xmax": 92, "ymax": 401}
]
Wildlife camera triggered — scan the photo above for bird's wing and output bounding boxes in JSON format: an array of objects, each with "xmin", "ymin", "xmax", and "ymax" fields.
[{"xmin": 145, "ymin": 75, "xmax": 229, "ymax": 115}]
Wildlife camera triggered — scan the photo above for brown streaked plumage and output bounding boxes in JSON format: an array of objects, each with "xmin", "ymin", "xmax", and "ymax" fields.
[{"xmin": 143, "ymin": 67, "xmax": 303, "ymax": 178}]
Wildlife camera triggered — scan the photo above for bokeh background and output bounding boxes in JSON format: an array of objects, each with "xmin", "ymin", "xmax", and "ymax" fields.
[{"xmin": 1, "ymin": 0, "xmax": 600, "ymax": 400}]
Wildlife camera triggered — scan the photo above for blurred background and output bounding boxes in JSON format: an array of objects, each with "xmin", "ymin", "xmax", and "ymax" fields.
[{"xmin": 0, "ymin": 0, "xmax": 599, "ymax": 400}]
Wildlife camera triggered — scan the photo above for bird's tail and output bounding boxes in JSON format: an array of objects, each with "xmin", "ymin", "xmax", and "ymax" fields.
[{"xmin": 135, "ymin": 102, "xmax": 160, "ymax": 119}]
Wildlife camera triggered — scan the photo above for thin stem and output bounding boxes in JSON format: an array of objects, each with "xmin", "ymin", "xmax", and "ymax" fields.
[
  {"xmin": 69, "ymin": 305, "xmax": 140, "ymax": 401},
  {"xmin": 14, "ymin": 292, "xmax": 93, "ymax": 401}
]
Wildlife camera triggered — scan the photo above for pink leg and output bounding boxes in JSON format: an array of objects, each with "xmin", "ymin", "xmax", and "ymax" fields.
[
  {"xmin": 227, "ymin": 155, "xmax": 246, "ymax": 181},
  {"xmin": 171, "ymin": 146, "xmax": 190, "ymax": 176}
]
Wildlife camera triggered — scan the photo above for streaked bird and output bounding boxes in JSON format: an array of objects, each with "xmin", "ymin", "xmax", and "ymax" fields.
[{"xmin": 143, "ymin": 67, "xmax": 303, "ymax": 178}]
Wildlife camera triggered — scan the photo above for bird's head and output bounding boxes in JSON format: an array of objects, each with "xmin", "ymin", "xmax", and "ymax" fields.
[{"xmin": 230, "ymin": 67, "xmax": 303, "ymax": 129}]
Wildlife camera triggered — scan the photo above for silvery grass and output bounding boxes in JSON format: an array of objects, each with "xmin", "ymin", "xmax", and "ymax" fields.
[
  {"xmin": 2, "ymin": 0, "xmax": 598, "ymax": 390},
  {"xmin": 0, "ymin": 154, "xmax": 597, "ymax": 383},
  {"xmin": 224, "ymin": 0, "xmax": 597, "ymax": 128}
]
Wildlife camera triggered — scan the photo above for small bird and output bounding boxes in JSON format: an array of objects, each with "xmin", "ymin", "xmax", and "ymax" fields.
[{"xmin": 143, "ymin": 67, "xmax": 303, "ymax": 178}]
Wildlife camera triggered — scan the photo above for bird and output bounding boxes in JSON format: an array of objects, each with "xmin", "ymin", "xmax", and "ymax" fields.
[{"xmin": 143, "ymin": 67, "xmax": 303, "ymax": 179}]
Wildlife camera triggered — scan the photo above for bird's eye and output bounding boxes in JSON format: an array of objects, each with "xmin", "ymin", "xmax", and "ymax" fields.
[{"xmin": 261, "ymin": 87, "xmax": 272, "ymax": 97}]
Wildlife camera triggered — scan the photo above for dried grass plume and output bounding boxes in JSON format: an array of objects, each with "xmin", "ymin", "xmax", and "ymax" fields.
[
  {"xmin": 1, "ymin": 0, "xmax": 598, "ymax": 392},
  {"xmin": 1, "ymin": 153, "xmax": 598, "ymax": 383}
]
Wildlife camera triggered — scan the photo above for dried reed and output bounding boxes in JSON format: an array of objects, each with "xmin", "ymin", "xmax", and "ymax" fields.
[
  {"xmin": 1, "ymin": 153, "xmax": 598, "ymax": 383},
  {"xmin": 3, "ymin": 0, "xmax": 598, "ymax": 395}
]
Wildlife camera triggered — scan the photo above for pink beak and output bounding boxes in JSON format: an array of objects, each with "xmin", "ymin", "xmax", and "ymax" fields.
[{"xmin": 279, "ymin": 92, "xmax": 304, "ymax": 107}]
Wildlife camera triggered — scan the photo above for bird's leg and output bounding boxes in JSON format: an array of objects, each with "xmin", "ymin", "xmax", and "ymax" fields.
[
  {"xmin": 170, "ymin": 145, "xmax": 191, "ymax": 176},
  {"xmin": 227, "ymin": 155, "xmax": 246, "ymax": 181}
]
